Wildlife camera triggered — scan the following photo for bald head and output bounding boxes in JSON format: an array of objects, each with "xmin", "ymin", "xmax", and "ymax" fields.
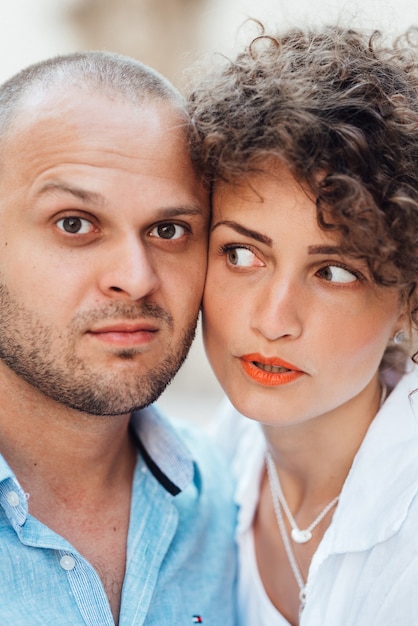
[{"xmin": 0, "ymin": 50, "xmax": 186, "ymax": 143}]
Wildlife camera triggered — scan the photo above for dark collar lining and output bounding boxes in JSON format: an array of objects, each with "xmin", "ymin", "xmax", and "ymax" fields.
[{"xmin": 129, "ymin": 424, "xmax": 181, "ymax": 496}]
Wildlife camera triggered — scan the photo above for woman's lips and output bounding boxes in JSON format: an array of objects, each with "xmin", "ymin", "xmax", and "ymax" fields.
[{"xmin": 240, "ymin": 353, "xmax": 304, "ymax": 386}]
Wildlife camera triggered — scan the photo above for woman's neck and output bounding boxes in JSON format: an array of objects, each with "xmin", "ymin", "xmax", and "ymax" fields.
[{"xmin": 261, "ymin": 376, "xmax": 384, "ymax": 509}]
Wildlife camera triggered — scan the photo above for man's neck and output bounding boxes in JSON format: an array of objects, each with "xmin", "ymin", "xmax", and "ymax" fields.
[{"xmin": 0, "ymin": 365, "xmax": 136, "ymax": 502}]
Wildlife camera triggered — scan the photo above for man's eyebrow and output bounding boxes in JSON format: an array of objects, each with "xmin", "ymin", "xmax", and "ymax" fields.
[
  {"xmin": 36, "ymin": 182, "xmax": 103, "ymax": 205},
  {"xmin": 35, "ymin": 183, "xmax": 204, "ymax": 217},
  {"xmin": 211, "ymin": 220, "xmax": 273, "ymax": 246},
  {"xmin": 157, "ymin": 206, "xmax": 206, "ymax": 218}
]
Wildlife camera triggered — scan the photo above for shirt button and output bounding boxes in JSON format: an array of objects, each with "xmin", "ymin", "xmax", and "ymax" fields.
[
  {"xmin": 6, "ymin": 491, "xmax": 20, "ymax": 507},
  {"xmin": 60, "ymin": 555, "xmax": 76, "ymax": 571}
]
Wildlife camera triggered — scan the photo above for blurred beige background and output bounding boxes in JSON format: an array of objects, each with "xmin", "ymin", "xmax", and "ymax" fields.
[
  {"xmin": 0, "ymin": 0, "xmax": 416, "ymax": 423},
  {"xmin": 1, "ymin": 1, "xmax": 418, "ymax": 86}
]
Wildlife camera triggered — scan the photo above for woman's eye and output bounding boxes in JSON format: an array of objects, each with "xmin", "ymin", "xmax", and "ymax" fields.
[
  {"xmin": 56, "ymin": 216, "xmax": 95, "ymax": 234},
  {"xmin": 150, "ymin": 223, "xmax": 186, "ymax": 240},
  {"xmin": 318, "ymin": 264, "xmax": 358, "ymax": 283},
  {"xmin": 226, "ymin": 247, "xmax": 260, "ymax": 267}
]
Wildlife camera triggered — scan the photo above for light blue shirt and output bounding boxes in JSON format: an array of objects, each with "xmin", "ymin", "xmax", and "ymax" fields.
[{"xmin": 0, "ymin": 405, "xmax": 237, "ymax": 625}]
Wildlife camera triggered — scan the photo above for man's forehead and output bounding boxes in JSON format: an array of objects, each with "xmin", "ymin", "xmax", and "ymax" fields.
[
  {"xmin": 0, "ymin": 90, "xmax": 200, "ymax": 203},
  {"xmin": 11, "ymin": 85, "xmax": 140, "ymax": 126},
  {"xmin": 1, "ymin": 90, "xmax": 189, "ymax": 165}
]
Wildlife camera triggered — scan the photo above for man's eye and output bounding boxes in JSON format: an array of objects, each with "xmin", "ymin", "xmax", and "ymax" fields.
[
  {"xmin": 226, "ymin": 246, "xmax": 260, "ymax": 267},
  {"xmin": 150, "ymin": 223, "xmax": 186, "ymax": 240},
  {"xmin": 317, "ymin": 264, "xmax": 358, "ymax": 283},
  {"xmin": 56, "ymin": 217, "xmax": 95, "ymax": 234}
]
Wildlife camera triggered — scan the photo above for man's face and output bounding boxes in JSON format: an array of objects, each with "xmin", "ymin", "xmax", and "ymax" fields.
[{"xmin": 0, "ymin": 90, "xmax": 209, "ymax": 415}]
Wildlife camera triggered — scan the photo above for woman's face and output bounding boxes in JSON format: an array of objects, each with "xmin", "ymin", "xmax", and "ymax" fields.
[{"xmin": 203, "ymin": 163, "xmax": 405, "ymax": 426}]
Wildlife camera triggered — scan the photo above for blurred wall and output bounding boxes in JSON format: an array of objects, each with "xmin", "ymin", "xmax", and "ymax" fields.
[
  {"xmin": 66, "ymin": 0, "xmax": 211, "ymax": 87},
  {"xmin": 0, "ymin": 0, "xmax": 417, "ymax": 423},
  {"xmin": 68, "ymin": 0, "xmax": 418, "ymax": 89},
  {"xmin": 2, "ymin": 0, "xmax": 417, "ymax": 85},
  {"xmin": 0, "ymin": 0, "xmax": 78, "ymax": 83}
]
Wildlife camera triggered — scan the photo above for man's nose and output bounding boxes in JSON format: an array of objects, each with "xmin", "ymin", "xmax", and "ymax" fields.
[{"xmin": 98, "ymin": 236, "xmax": 160, "ymax": 301}]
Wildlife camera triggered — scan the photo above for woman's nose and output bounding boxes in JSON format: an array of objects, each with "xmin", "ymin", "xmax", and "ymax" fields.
[{"xmin": 250, "ymin": 278, "xmax": 304, "ymax": 341}]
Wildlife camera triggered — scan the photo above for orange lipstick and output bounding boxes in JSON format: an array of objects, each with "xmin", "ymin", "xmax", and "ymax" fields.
[{"xmin": 240, "ymin": 353, "xmax": 304, "ymax": 386}]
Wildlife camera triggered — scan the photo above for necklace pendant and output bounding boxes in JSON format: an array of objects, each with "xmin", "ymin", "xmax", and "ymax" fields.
[{"xmin": 291, "ymin": 528, "xmax": 312, "ymax": 543}]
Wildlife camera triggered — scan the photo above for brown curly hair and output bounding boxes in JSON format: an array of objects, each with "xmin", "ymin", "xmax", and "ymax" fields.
[{"xmin": 187, "ymin": 24, "xmax": 418, "ymax": 354}]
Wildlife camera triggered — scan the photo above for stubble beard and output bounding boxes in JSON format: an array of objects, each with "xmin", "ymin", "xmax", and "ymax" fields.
[{"xmin": 0, "ymin": 284, "xmax": 197, "ymax": 416}]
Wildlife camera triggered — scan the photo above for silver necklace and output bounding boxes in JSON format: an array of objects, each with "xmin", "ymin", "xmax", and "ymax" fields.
[
  {"xmin": 264, "ymin": 382, "xmax": 388, "ymax": 615},
  {"xmin": 265, "ymin": 453, "xmax": 307, "ymax": 617},
  {"xmin": 265, "ymin": 451, "xmax": 339, "ymax": 544},
  {"xmin": 265, "ymin": 381, "xmax": 388, "ymax": 545}
]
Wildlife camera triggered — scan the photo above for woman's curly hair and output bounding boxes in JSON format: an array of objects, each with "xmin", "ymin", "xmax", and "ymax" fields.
[{"xmin": 187, "ymin": 24, "xmax": 418, "ymax": 351}]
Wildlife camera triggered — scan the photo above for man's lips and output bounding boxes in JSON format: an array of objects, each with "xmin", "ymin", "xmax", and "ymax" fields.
[
  {"xmin": 87, "ymin": 321, "xmax": 159, "ymax": 347},
  {"xmin": 240, "ymin": 353, "xmax": 304, "ymax": 386},
  {"xmin": 89, "ymin": 321, "xmax": 159, "ymax": 333}
]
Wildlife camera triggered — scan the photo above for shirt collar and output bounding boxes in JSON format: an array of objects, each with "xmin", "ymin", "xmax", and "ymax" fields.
[
  {"xmin": 0, "ymin": 453, "xmax": 15, "ymax": 483},
  {"xmin": 324, "ymin": 366, "xmax": 418, "ymax": 553},
  {"xmin": 130, "ymin": 404, "xmax": 195, "ymax": 495},
  {"xmin": 233, "ymin": 420, "xmax": 266, "ymax": 534},
  {"xmin": 0, "ymin": 459, "xmax": 29, "ymax": 528}
]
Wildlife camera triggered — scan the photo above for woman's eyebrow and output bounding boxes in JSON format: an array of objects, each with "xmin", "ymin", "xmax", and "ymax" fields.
[
  {"xmin": 308, "ymin": 245, "xmax": 341, "ymax": 255},
  {"xmin": 211, "ymin": 220, "xmax": 273, "ymax": 246}
]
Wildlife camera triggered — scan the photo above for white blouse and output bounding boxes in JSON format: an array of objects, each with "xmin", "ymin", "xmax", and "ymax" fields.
[
  {"xmin": 239, "ymin": 525, "xmax": 291, "ymax": 626},
  {"xmin": 210, "ymin": 366, "xmax": 418, "ymax": 626}
]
